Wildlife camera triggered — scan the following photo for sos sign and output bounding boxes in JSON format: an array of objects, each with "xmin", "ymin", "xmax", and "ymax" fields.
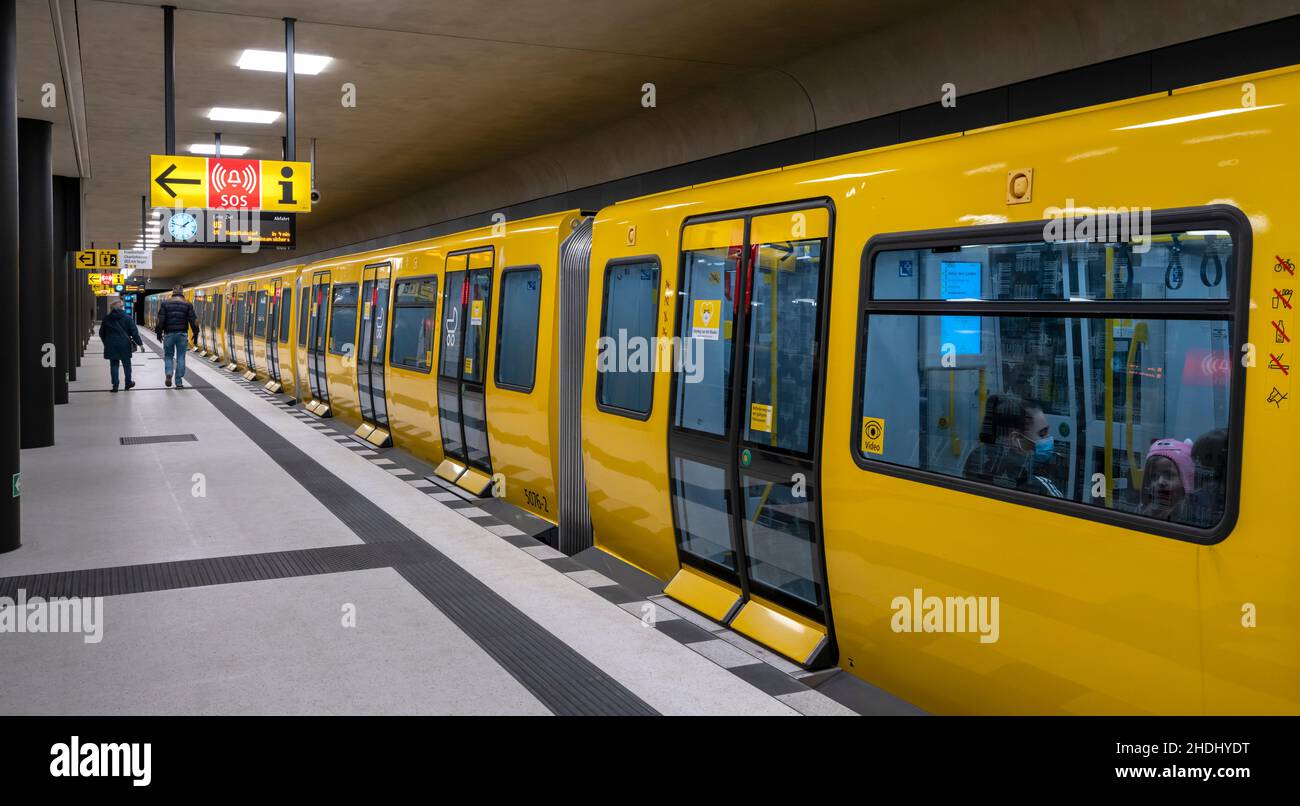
[{"xmin": 209, "ymin": 158, "xmax": 260, "ymax": 209}]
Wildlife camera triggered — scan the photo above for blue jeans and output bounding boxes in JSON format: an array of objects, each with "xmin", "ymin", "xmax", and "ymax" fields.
[
  {"xmin": 163, "ymin": 332, "xmax": 189, "ymax": 383},
  {"xmin": 109, "ymin": 357, "xmax": 132, "ymax": 388}
]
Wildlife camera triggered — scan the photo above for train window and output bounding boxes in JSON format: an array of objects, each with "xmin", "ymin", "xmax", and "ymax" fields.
[
  {"xmin": 253, "ymin": 291, "xmax": 269, "ymax": 337},
  {"xmin": 278, "ymin": 289, "xmax": 293, "ymax": 343},
  {"xmin": 298, "ymin": 288, "xmax": 310, "ymax": 346},
  {"xmin": 743, "ymin": 238, "xmax": 824, "ymax": 454},
  {"xmin": 328, "ymin": 283, "xmax": 359, "ymax": 356},
  {"xmin": 855, "ymin": 212, "xmax": 1245, "ymax": 540},
  {"xmin": 596, "ymin": 258, "xmax": 660, "ymax": 418},
  {"xmin": 494, "ymin": 267, "xmax": 541, "ymax": 392},
  {"xmin": 390, "ymin": 276, "xmax": 437, "ymax": 372}
]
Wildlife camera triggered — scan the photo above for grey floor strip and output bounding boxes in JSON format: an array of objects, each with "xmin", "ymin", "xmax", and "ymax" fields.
[
  {"xmin": 130, "ymin": 340, "xmax": 658, "ymax": 717},
  {"xmin": 0, "ymin": 542, "xmax": 439, "ymax": 599}
]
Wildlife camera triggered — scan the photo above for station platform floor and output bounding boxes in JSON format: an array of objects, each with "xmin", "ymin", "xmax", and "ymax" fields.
[{"xmin": 0, "ymin": 328, "xmax": 918, "ymax": 716}]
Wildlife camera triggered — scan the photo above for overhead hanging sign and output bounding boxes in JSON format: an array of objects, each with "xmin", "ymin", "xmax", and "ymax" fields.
[
  {"xmin": 75, "ymin": 249, "xmax": 121, "ymax": 269},
  {"xmin": 150, "ymin": 154, "xmax": 312, "ymax": 212},
  {"xmin": 158, "ymin": 210, "xmax": 296, "ymax": 251},
  {"xmin": 120, "ymin": 249, "xmax": 152, "ymax": 271}
]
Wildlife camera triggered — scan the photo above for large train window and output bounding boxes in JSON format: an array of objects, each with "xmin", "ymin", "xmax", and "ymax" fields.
[
  {"xmin": 596, "ymin": 258, "xmax": 660, "ymax": 418},
  {"xmin": 494, "ymin": 267, "xmax": 541, "ymax": 392},
  {"xmin": 328, "ymin": 283, "xmax": 359, "ymax": 355},
  {"xmin": 278, "ymin": 288, "xmax": 293, "ymax": 343},
  {"xmin": 297, "ymin": 288, "xmax": 310, "ymax": 347},
  {"xmin": 253, "ymin": 290, "xmax": 269, "ymax": 337},
  {"xmin": 390, "ymin": 276, "xmax": 437, "ymax": 372},
  {"xmin": 853, "ymin": 207, "xmax": 1248, "ymax": 542}
]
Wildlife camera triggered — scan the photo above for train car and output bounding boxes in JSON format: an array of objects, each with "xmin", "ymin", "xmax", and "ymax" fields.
[
  {"xmin": 295, "ymin": 210, "xmax": 585, "ymax": 520},
  {"xmin": 582, "ymin": 65, "xmax": 1299, "ymax": 713}
]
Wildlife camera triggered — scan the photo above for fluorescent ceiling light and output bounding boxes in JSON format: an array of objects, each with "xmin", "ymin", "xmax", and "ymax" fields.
[
  {"xmin": 208, "ymin": 107, "xmax": 280, "ymax": 124},
  {"xmin": 237, "ymin": 49, "xmax": 332, "ymax": 75},
  {"xmin": 189, "ymin": 143, "xmax": 250, "ymax": 156}
]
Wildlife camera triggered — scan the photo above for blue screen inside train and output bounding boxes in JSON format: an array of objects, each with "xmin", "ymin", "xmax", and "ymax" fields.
[{"xmin": 941, "ymin": 261, "xmax": 982, "ymax": 355}]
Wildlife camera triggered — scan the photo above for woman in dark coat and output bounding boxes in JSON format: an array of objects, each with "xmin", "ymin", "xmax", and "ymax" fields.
[{"xmin": 100, "ymin": 298, "xmax": 143, "ymax": 392}]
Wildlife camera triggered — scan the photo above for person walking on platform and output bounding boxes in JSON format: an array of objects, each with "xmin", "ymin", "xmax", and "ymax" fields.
[
  {"xmin": 100, "ymin": 298, "xmax": 143, "ymax": 393},
  {"xmin": 155, "ymin": 284, "xmax": 200, "ymax": 389}
]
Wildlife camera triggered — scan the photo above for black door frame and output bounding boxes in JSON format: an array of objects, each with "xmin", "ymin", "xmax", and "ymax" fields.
[
  {"xmin": 666, "ymin": 199, "xmax": 837, "ymax": 626},
  {"xmin": 357, "ymin": 262, "xmax": 392, "ymax": 429},
  {"xmin": 436, "ymin": 247, "xmax": 494, "ymax": 474}
]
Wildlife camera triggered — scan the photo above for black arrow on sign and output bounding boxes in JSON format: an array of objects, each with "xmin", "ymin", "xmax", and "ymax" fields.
[
  {"xmin": 154, "ymin": 163, "xmax": 200, "ymax": 198},
  {"xmin": 76, "ymin": 251, "xmax": 94, "ymax": 267}
]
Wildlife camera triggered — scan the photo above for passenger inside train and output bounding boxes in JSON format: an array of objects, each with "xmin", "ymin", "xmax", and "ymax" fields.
[
  {"xmin": 1139, "ymin": 438, "xmax": 1194, "ymax": 521},
  {"xmin": 962, "ymin": 393, "xmax": 1063, "ymax": 498}
]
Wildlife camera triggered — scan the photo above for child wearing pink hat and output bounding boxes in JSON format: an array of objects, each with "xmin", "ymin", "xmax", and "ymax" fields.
[{"xmin": 1140, "ymin": 438, "xmax": 1195, "ymax": 521}]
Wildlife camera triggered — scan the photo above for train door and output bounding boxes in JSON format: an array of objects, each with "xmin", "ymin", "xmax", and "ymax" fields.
[
  {"xmin": 242, "ymin": 282, "xmax": 259, "ymax": 376},
  {"xmin": 294, "ymin": 275, "xmax": 309, "ymax": 402},
  {"xmin": 664, "ymin": 206, "xmax": 835, "ymax": 667},
  {"xmin": 304, "ymin": 271, "xmax": 333, "ymax": 416},
  {"xmin": 354, "ymin": 262, "xmax": 393, "ymax": 447},
  {"xmin": 433, "ymin": 249, "xmax": 494, "ymax": 494},
  {"xmin": 265, "ymin": 278, "xmax": 283, "ymax": 391},
  {"xmin": 224, "ymin": 289, "xmax": 240, "ymax": 370}
]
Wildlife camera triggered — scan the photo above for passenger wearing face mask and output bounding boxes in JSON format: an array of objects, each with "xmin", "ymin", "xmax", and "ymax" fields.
[{"xmin": 962, "ymin": 393, "xmax": 1063, "ymax": 498}]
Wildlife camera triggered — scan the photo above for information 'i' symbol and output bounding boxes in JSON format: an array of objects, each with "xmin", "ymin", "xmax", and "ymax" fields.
[{"xmin": 279, "ymin": 166, "xmax": 296, "ymax": 205}]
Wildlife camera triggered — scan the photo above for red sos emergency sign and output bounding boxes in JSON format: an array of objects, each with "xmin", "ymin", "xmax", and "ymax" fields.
[{"xmin": 208, "ymin": 158, "xmax": 261, "ymax": 209}]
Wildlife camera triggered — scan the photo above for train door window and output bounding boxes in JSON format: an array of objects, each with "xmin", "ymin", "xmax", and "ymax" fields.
[
  {"xmin": 279, "ymin": 288, "xmax": 293, "ymax": 343},
  {"xmin": 667, "ymin": 206, "xmax": 835, "ymax": 625},
  {"xmin": 328, "ymin": 284, "xmax": 359, "ymax": 355},
  {"xmin": 675, "ymin": 230, "xmax": 741, "ymax": 436},
  {"xmin": 596, "ymin": 259, "xmax": 660, "ymax": 417},
  {"xmin": 855, "ymin": 211, "xmax": 1245, "ymax": 540},
  {"xmin": 463, "ymin": 262, "xmax": 492, "ymax": 385},
  {"xmin": 462, "ymin": 252, "xmax": 494, "ymax": 468},
  {"xmin": 390, "ymin": 276, "xmax": 437, "ymax": 372},
  {"xmin": 253, "ymin": 290, "xmax": 269, "ymax": 337},
  {"xmin": 494, "ymin": 267, "xmax": 541, "ymax": 391}
]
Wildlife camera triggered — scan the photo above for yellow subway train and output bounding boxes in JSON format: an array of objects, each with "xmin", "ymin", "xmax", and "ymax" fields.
[{"xmin": 147, "ymin": 64, "xmax": 1300, "ymax": 714}]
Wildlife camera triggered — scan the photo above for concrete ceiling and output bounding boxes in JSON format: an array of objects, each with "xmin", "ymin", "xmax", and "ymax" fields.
[{"xmin": 19, "ymin": 0, "xmax": 929, "ymax": 280}]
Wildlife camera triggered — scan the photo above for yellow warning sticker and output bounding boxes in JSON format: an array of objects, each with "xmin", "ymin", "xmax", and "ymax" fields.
[
  {"xmin": 861, "ymin": 417, "xmax": 885, "ymax": 455},
  {"xmin": 464, "ymin": 357, "xmax": 473, "ymax": 374},
  {"xmin": 750, "ymin": 403, "xmax": 773, "ymax": 433},
  {"xmin": 692, "ymin": 299, "xmax": 720, "ymax": 340},
  {"xmin": 470, "ymin": 299, "xmax": 484, "ymax": 326}
]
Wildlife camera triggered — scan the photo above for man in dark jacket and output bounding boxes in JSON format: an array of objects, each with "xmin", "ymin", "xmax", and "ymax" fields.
[
  {"xmin": 100, "ymin": 298, "xmax": 143, "ymax": 392},
  {"xmin": 155, "ymin": 285, "xmax": 200, "ymax": 389}
]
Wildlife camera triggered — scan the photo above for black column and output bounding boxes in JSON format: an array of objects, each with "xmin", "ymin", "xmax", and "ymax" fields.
[
  {"xmin": 18, "ymin": 117, "xmax": 54, "ymax": 448},
  {"xmin": 52, "ymin": 176, "xmax": 68, "ymax": 403},
  {"xmin": 0, "ymin": 0, "xmax": 19, "ymax": 552},
  {"xmin": 58, "ymin": 176, "xmax": 80, "ymax": 382}
]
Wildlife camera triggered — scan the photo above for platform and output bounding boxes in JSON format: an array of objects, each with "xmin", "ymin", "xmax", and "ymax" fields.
[{"xmin": 0, "ymin": 329, "xmax": 915, "ymax": 717}]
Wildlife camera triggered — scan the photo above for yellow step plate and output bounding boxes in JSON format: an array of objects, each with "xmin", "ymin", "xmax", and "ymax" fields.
[
  {"xmin": 729, "ymin": 596, "xmax": 828, "ymax": 666},
  {"xmin": 353, "ymin": 422, "xmax": 376, "ymax": 440},
  {"xmin": 455, "ymin": 467, "xmax": 493, "ymax": 496},
  {"xmin": 365, "ymin": 427, "xmax": 392, "ymax": 448},
  {"xmin": 664, "ymin": 566, "xmax": 742, "ymax": 624},
  {"xmin": 434, "ymin": 458, "xmax": 466, "ymax": 483}
]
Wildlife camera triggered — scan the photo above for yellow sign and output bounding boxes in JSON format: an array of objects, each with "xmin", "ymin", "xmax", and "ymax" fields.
[
  {"xmin": 259, "ymin": 160, "xmax": 312, "ymax": 213},
  {"xmin": 861, "ymin": 417, "xmax": 885, "ymax": 455},
  {"xmin": 87, "ymin": 272, "xmax": 124, "ymax": 286},
  {"xmin": 470, "ymin": 300, "xmax": 484, "ymax": 325},
  {"xmin": 692, "ymin": 299, "xmax": 720, "ymax": 340},
  {"xmin": 150, "ymin": 154, "xmax": 208, "ymax": 209},
  {"xmin": 463, "ymin": 357, "xmax": 473, "ymax": 374},
  {"xmin": 75, "ymin": 250, "xmax": 97, "ymax": 269},
  {"xmin": 95, "ymin": 249, "xmax": 119, "ymax": 269},
  {"xmin": 150, "ymin": 154, "xmax": 312, "ymax": 212},
  {"xmin": 750, "ymin": 403, "xmax": 773, "ymax": 433}
]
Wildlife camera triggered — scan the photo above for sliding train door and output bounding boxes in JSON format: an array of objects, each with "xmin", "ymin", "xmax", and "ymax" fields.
[
  {"xmin": 264, "ymin": 278, "xmax": 283, "ymax": 390},
  {"xmin": 664, "ymin": 205, "xmax": 835, "ymax": 667},
  {"xmin": 433, "ymin": 249, "xmax": 494, "ymax": 494},
  {"xmin": 304, "ymin": 271, "xmax": 333, "ymax": 416},
  {"xmin": 354, "ymin": 262, "xmax": 393, "ymax": 447}
]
